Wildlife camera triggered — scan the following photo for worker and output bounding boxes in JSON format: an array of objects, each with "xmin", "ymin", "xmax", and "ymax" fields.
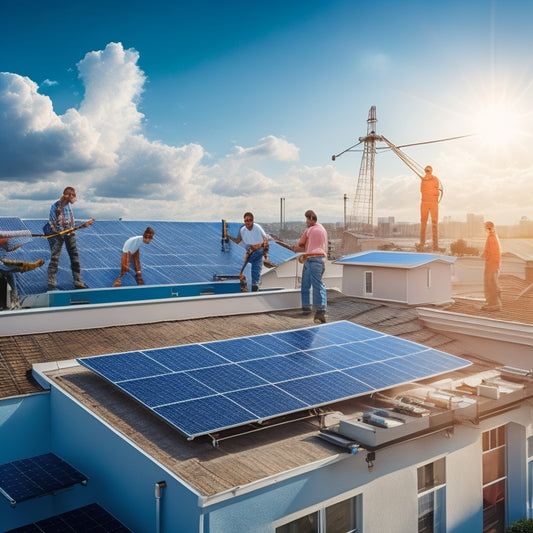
[
  {"xmin": 481, "ymin": 221, "xmax": 502, "ymax": 311},
  {"xmin": 112, "ymin": 227, "xmax": 155, "ymax": 287},
  {"xmin": 45, "ymin": 186, "xmax": 89, "ymax": 290},
  {"xmin": 419, "ymin": 165, "xmax": 440, "ymax": 252},
  {"xmin": 293, "ymin": 210, "xmax": 328, "ymax": 324},
  {"xmin": 0, "ymin": 235, "xmax": 44, "ymax": 309},
  {"xmin": 228, "ymin": 212, "xmax": 268, "ymax": 292}
]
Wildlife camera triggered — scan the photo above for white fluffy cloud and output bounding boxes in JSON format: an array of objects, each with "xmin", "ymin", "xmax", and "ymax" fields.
[
  {"xmin": 231, "ymin": 135, "xmax": 299, "ymax": 161},
  {"xmin": 0, "ymin": 42, "xmax": 350, "ymax": 222}
]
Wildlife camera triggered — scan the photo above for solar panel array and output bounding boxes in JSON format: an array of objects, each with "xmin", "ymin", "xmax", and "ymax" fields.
[
  {"xmin": 0, "ymin": 453, "xmax": 87, "ymax": 505},
  {"xmin": 0, "ymin": 218, "xmax": 294, "ymax": 295},
  {"xmin": 5, "ymin": 503, "xmax": 132, "ymax": 533},
  {"xmin": 78, "ymin": 321, "xmax": 471, "ymax": 440}
]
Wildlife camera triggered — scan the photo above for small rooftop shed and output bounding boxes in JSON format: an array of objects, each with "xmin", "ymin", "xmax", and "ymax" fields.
[{"xmin": 335, "ymin": 251, "xmax": 456, "ymax": 306}]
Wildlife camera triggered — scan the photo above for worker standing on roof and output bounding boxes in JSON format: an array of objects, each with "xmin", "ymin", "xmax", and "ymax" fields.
[
  {"xmin": 228, "ymin": 212, "xmax": 268, "ymax": 292},
  {"xmin": 112, "ymin": 227, "xmax": 155, "ymax": 287},
  {"xmin": 419, "ymin": 165, "xmax": 440, "ymax": 252},
  {"xmin": 44, "ymin": 186, "xmax": 89, "ymax": 291},
  {"xmin": 481, "ymin": 221, "xmax": 502, "ymax": 311},
  {"xmin": 293, "ymin": 210, "xmax": 328, "ymax": 324}
]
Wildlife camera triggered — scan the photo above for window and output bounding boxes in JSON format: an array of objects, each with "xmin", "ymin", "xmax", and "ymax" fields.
[
  {"xmin": 276, "ymin": 496, "xmax": 359, "ymax": 533},
  {"xmin": 417, "ymin": 458, "xmax": 446, "ymax": 533},
  {"xmin": 364, "ymin": 271, "xmax": 373, "ymax": 295},
  {"xmin": 483, "ymin": 425, "xmax": 506, "ymax": 533},
  {"xmin": 528, "ymin": 436, "xmax": 533, "ymax": 518}
]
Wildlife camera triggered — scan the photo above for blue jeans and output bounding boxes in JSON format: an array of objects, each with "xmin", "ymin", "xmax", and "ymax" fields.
[
  {"xmin": 246, "ymin": 247, "xmax": 263, "ymax": 287},
  {"xmin": 301, "ymin": 256, "xmax": 326, "ymax": 311}
]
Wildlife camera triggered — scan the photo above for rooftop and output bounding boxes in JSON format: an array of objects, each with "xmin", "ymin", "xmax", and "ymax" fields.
[{"xmin": 5, "ymin": 288, "xmax": 526, "ymax": 500}]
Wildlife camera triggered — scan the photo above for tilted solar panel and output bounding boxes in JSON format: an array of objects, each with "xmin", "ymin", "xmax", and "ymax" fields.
[
  {"xmin": 0, "ymin": 453, "xmax": 87, "ymax": 505},
  {"xmin": 5, "ymin": 503, "xmax": 132, "ymax": 533},
  {"xmin": 78, "ymin": 321, "xmax": 472, "ymax": 440}
]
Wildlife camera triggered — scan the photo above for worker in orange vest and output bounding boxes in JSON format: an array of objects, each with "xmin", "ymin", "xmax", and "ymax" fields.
[
  {"xmin": 481, "ymin": 221, "xmax": 502, "ymax": 311},
  {"xmin": 419, "ymin": 165, "xmax": 440, "ymax": 252}
]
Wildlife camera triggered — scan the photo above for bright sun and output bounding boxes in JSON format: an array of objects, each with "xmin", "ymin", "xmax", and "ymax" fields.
[{"xmin": 472, "ymin": 101, "xmax": 525, "ymax": 148}]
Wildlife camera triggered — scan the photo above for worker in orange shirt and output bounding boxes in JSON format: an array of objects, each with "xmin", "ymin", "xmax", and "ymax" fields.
[
  {"xmin": 419, "ymin": 165, "xmax": 440, "ymax": 252},
  {"xmin": 481, "ymin": 221, "xmax": 502, "ymax": 311}
]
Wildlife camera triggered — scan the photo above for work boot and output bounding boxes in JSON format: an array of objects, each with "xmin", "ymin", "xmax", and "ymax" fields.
[
  {"xmin": 263, "ymin": 258, "xmax": 277, "ymax": 268},
  {"xmin": 481, "ymin": 304, "xmax": 502, "ymax": 312},
  {"xmin": 314, "ymin": 310, "xmax": 326, "ymax": 324},
  {"xmin": 74, "ymin": 280, "xmax": 89, "ymax": 290},
  {"xmin": 301, "ymin": 306, "xmax": 312, "ymax": 315},
  {"xmin": 47, "ymin": 275, "xmax": 57, "ymax": 291}
]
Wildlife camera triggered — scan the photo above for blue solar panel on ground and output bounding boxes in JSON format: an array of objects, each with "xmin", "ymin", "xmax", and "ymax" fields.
[
  {"xmin": 77, "ymin": 321, "xmax": 472, "ymax": 440},
  {"xmin": 5, "ymin": 502, "xmax": 132, "ymax": 533},
  {"xmin": 0, "ymin": 453, "xmax": 87, "ymax": 505},
  {"xmin": 5, "ymin": 219, "xmax": 294, "ymax": 295}
]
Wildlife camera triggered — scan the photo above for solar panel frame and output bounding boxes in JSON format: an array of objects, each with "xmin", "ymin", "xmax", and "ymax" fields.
[{"xmin": 78, "ymin": 321, "xmax": 472, "ymax": 440}]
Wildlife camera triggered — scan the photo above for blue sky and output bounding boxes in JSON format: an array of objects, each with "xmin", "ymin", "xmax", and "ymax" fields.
[{"xmin": 1, "ymin": 0, "xmax": 532, "ymax": 226}]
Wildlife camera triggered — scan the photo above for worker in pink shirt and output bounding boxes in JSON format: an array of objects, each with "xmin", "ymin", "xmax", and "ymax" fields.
[{"xmin": 293, "ymin": 210, "xmax": 328, "ymax": 324}]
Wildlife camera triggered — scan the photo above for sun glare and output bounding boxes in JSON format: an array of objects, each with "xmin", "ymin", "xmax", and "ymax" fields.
[{"xmin": 472, "ymin": 101, "xmax": 525, "ymax": 148}]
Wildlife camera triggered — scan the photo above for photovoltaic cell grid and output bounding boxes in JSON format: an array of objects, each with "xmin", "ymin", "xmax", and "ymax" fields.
[
  {"xmin": 6, "ymin": 219, "xmax": 293, "ymax": 295},
  {"xmin": 0, "ymin": 453, "xmax": 87, "ymax": 505},
  {"xmin": 5, "ymin": 503, "xmax": 132, "ymax": 533},
  {"xmin": 77, "ymin": 321, "xmax": 471, "ymax": 439}
]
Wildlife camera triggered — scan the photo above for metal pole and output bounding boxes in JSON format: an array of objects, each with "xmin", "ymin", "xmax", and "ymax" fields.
[
  {"xmin": 343, "ymin": 194, "xmax": 347, "ymax": 230},
  {"xmin": 155, "ymin": 481, "xmax": 167, "ymax": 533}
]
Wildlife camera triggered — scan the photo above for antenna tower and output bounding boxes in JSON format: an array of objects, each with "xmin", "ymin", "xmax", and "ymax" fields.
[{"xmin": 350, "ymin": 106, "xmax": 379, "ymax": 235}]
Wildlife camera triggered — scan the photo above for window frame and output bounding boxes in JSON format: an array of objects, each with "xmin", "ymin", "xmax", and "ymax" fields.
[
  {"xmin": 482, "ymin": 425, "xmax": 507, "ymax": 533},
  {"xmin": 364, "ymin": 271, "xmax": 373, "ymax": 296},
  {"xmin": 274, "ymin": 492, "xmax": 361, "ymax": 533},
  {"xmin": 417, "ymin": 457, "xmax": 446, "ymax": 533}
]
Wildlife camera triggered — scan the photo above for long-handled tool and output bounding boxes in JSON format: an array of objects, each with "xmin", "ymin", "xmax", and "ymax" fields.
[
  {"xmin": 221, "ymin": 219, "xmax": 230, "ymax": 252},
  {"xmin": 32, "ymin": 218, "xmax": 95, "ymax": 239}
]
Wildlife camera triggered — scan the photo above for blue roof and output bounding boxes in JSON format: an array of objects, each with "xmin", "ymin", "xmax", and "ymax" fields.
[
  {"xmin": 335, "ymin": 250, "xmax": 455, "ymax": 268},
  {"xmin": 6, "ymin": 219, "xmax": 294, "ymax": 296}
]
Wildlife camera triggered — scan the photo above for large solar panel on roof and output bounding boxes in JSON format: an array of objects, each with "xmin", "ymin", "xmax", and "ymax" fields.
[
  {"xmin": 0, "ymin": 453, "xmax": 87, "ymax": 506},
  {"xmin": 6, "ymin": 219, "xmax": 294, "ymax": 295},
  {"xmin": 5, "ymin": 503, "xmax": 132, "ymax": 533},
  {"xmin": 78, "ymin": 321, "xmax": 471, "ymax": 440}
]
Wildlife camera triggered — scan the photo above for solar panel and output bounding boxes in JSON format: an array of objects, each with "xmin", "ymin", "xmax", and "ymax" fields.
[
  {"xmin": 78, "ymin": 321, "xmax": 472, "ymax": 440},
  {"xmin": 5, "ymin": 502, "xmax": 132, "ymax": 533},
  {"xmin": 0, "ymin": 453, "xmax": 87, "ymax": 505},
  {"xmin": 10, "ymin": 219, "xmax": 294, "ymax": 295}
]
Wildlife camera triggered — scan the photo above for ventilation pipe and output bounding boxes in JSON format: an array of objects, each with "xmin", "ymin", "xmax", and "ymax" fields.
[{"xmin": 155, "ymin": 480, "xmax": 167, "ymax": 533}]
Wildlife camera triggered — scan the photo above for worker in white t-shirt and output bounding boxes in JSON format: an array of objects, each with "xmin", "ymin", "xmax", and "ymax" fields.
[
  {"xmin": 112, "ymin": 227, "xmax": 155, "ymax": 287},
  {"xmin": 228, "ymin": 212, "xmax": 268, "ymax": 291}
]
